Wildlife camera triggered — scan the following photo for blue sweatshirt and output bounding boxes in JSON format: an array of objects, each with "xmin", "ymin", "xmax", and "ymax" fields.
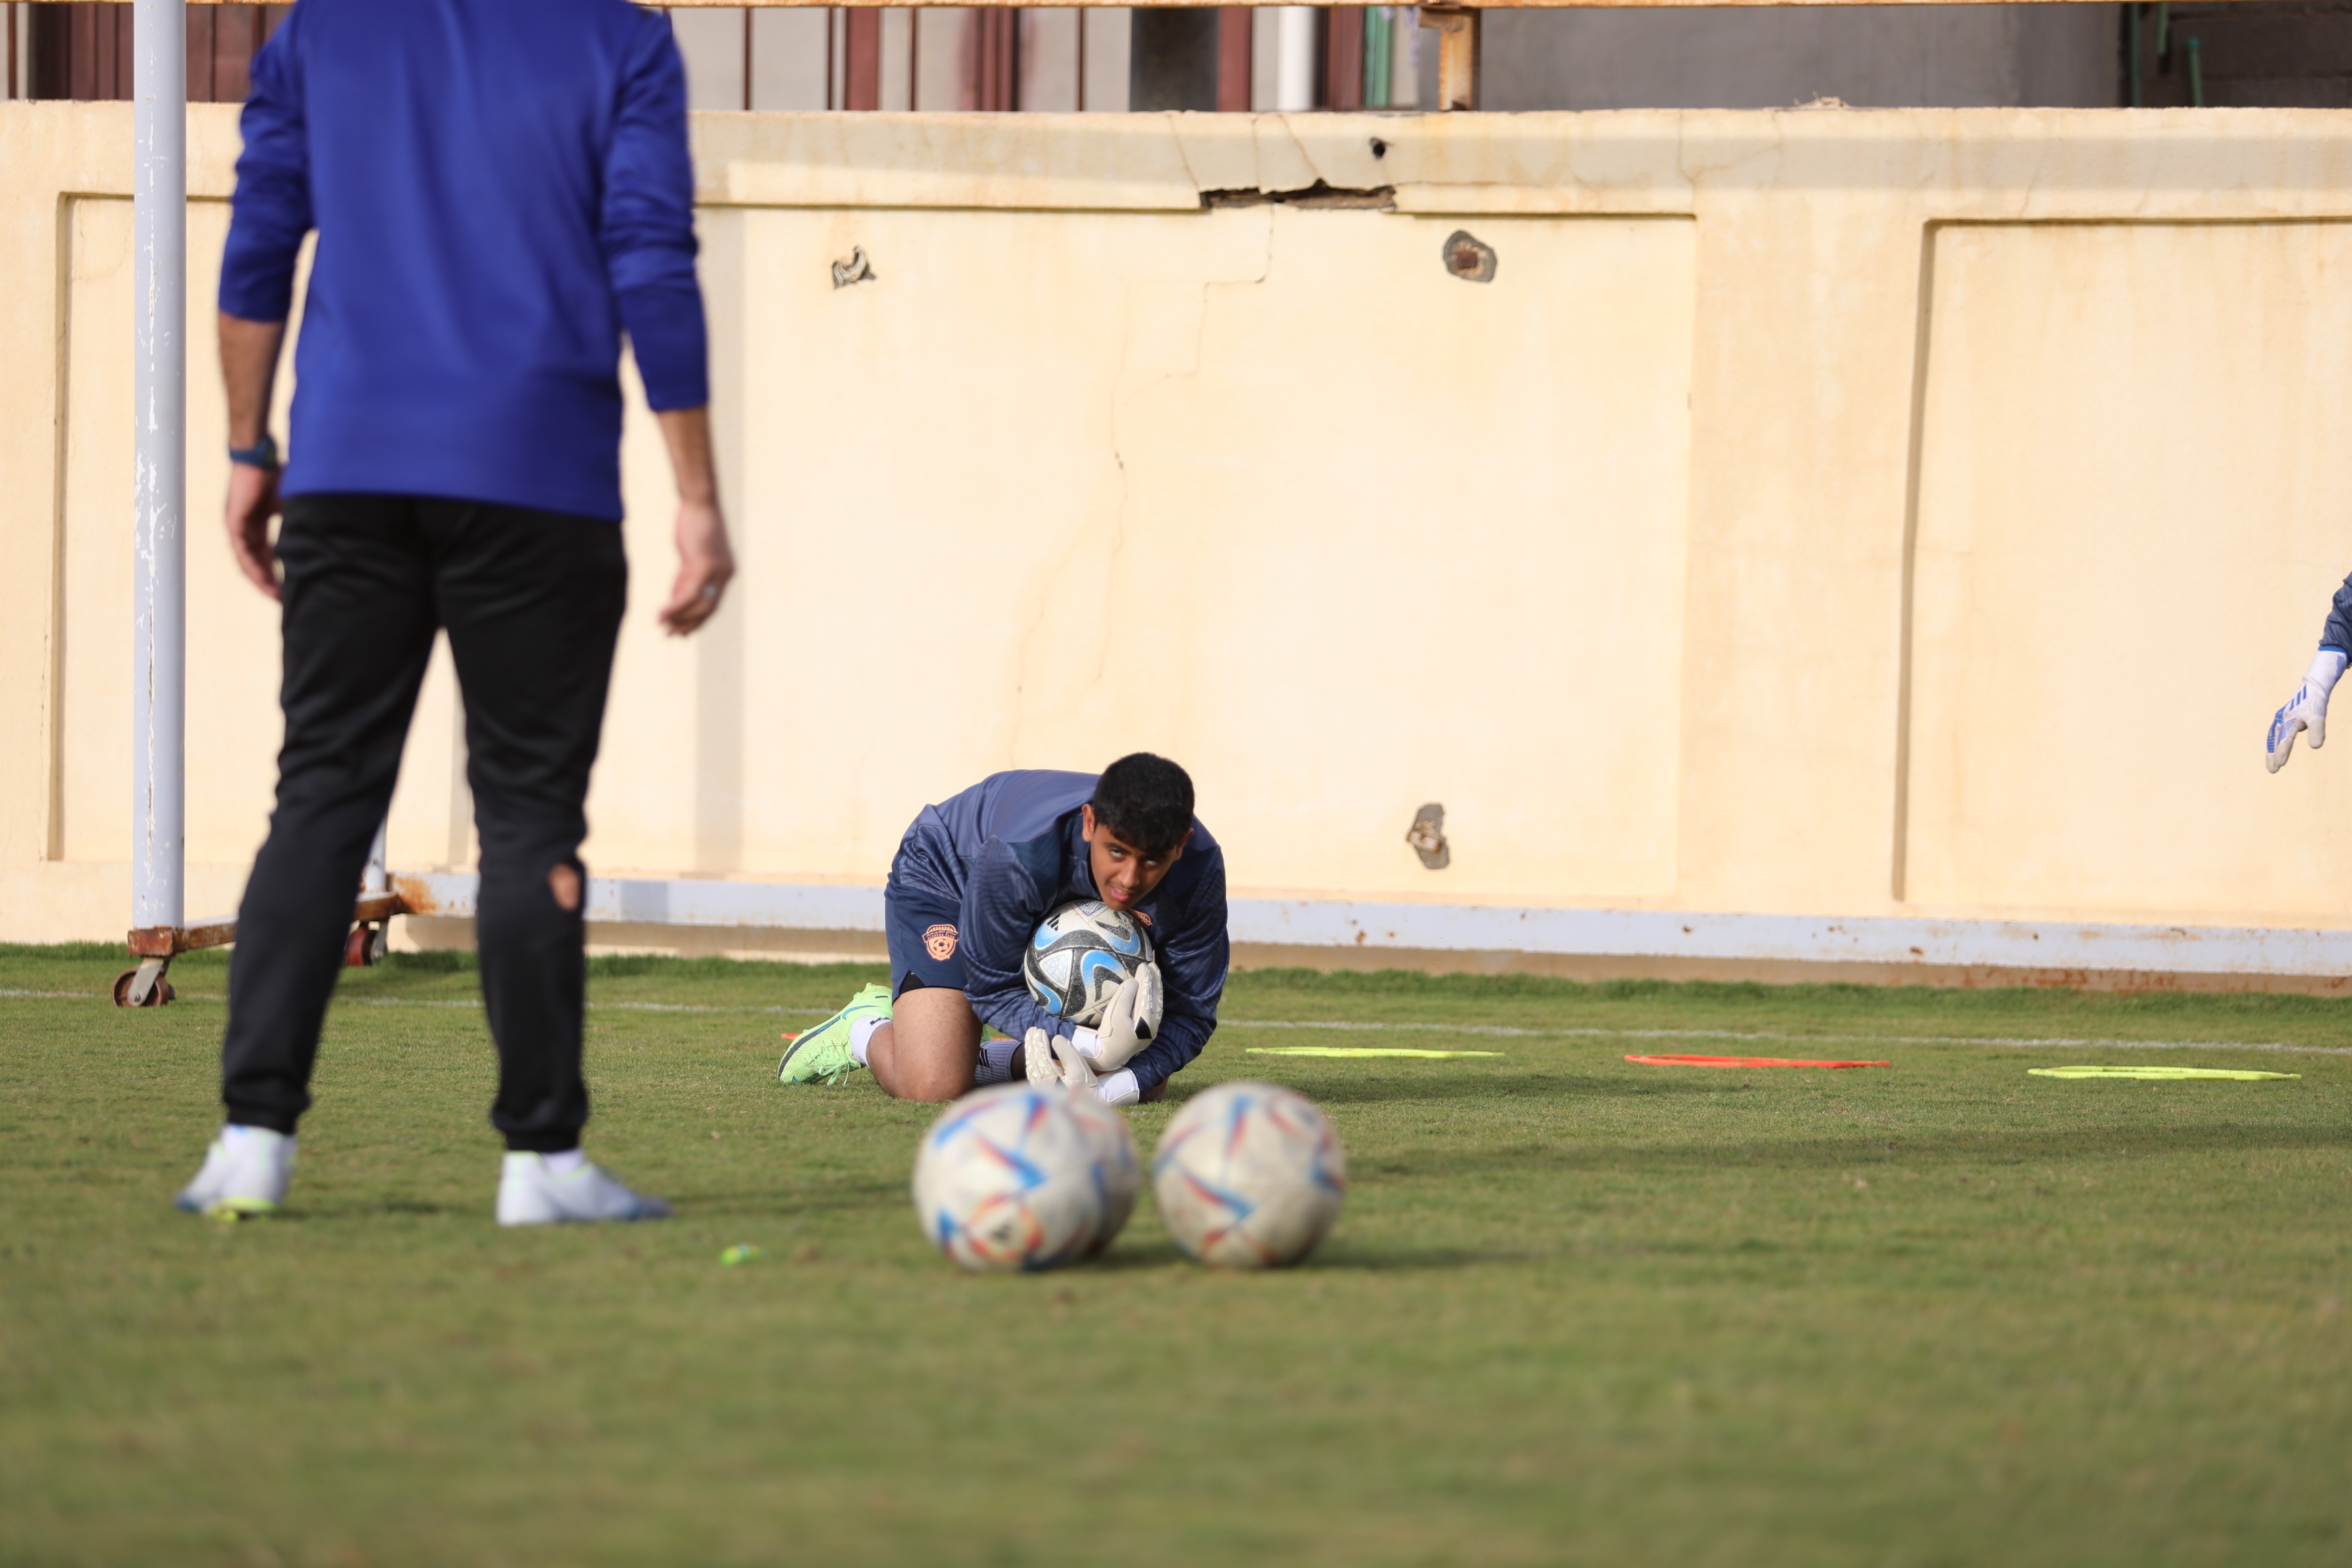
[
  {"xmin": 219, "ymin": 0, "xmax": 708, "ymax": 523},
  {"xmin": 2324, "ymin": 572, "xmax": 2352, "ymax": 653},
  {"xmin": 899, "ymin": 771, "xmax": 1229, "ymax": 1093}
]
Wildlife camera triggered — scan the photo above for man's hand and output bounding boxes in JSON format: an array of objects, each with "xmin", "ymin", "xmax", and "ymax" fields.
[
  {"xmin": 219, "ymin": 310, "xmax": 289, "ymax": 600},
  {"xmin": 2268, "ymin": 649, "xmax": 2350, "ymax": 773},
  {"xmin": 653, "ymin": 407, "xmax": 733, "ymax": 637},
  {"xmin": 1078, "ymin": 964, "xmax": 1163, "ymax": 1074},
  {"xmin": 657, "ymin": 495, "xmax": 733, "ymax": 636},
  {"xmin": 224, "ymin": 461, "xmax": 283, "ymax": 600}
]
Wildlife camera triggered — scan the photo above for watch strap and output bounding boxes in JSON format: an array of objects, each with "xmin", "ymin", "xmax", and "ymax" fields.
[{"xmin": 228, "ymin": 434, "xmax": 280, "ymax": 469}]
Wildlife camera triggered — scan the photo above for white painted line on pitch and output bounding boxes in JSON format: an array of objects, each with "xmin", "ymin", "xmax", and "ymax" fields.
[
  {"xmin": 7, "ymin": 985, "xmax": 2343, "ymax": 1054},
  {"xmin": 1221, "ymin": 1018, "xmax": 2352, "ymax": 1055},
  {"xmin": 0, "ymin": 988, "xmax": 837, "ymax": 1016}
]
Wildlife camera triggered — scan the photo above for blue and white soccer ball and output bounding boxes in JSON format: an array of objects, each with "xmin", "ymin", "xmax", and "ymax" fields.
[
  {"xmin": 912, "ymin": 1084, "xmax": 1135, "ymax": 1271},
  {"xmin": 1023, "ymin": 899, "xmax": 1153, "ymax": 1029},
  {"xmin": 1151, "ymin": 1081, "xmax": 1347, "ymax": 1269}
]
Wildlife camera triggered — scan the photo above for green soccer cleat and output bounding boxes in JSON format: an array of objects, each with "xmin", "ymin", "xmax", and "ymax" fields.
[{"xmin": 777, "ymin": 982, "xmax": 891, "ymax": 1085}]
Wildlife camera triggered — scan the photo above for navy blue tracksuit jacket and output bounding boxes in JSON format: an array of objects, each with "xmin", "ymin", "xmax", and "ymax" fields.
[{"xmin": 898, "ymin": 772, "xmax": 1228, "ymax": 1093}]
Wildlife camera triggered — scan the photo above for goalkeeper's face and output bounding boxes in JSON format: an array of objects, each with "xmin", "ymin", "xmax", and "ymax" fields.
[{"xmin": 1081, "ymin": 805, "xmax": 1191, "ymax": 912}]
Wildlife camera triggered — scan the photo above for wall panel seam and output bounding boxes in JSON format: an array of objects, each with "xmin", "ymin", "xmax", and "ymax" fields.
[
  {"xmin": 1891, "ymin": 217, "xmax": 1938, "ymax": 903},
  {"xmin": 44, "ymin": 190, "xmax": 72, "ymax": 862}
]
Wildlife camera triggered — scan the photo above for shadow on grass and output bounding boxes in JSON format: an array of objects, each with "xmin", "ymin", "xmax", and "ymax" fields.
[
  {"xmin": 1297, "ymin": 1244, "xmax": 1525, "ymax": 1271},
  {"xmin": 1364, "ymin": 1120, "xmax": 2351, "ymax": 1178},
  {"xmin": 277, "ymin": 1197, "xmax": 477, "ymax": 1220},
  {"xmin": 1250, "ymin": 1071, "xmax": 1735, "ymax": 1106},
  {"xmin": 1089, "ymin": 1239, "xmax": 1512, "ymax": 1271},
  {"xmin": 666, "ymin": 1180, "xmax": 907, "ymax": 1215}
]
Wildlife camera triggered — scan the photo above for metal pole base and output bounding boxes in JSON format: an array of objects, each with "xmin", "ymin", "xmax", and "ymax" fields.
[{"xmin": 113, "ymin": 958, "xmax": 176, "ymax": 1007}]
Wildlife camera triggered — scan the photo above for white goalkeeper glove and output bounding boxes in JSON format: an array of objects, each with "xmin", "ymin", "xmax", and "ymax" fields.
[
  {"xmin": 1023, "ymin": 1027, "xmax": 1098, "ymax": 1095},
  {"xmin": 1064, "ymin": 964, "xmax": 1163, "ymax": 1075},
  {"xmin": 2267, "ymin": 649, "xmax": 2349, "ymax": 773}
]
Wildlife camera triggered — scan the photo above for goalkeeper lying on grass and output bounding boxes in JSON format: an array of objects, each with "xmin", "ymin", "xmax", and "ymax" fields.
[{"xmin": 778, "ymin": 754, "xmax": 1229, "ymax": 1105}]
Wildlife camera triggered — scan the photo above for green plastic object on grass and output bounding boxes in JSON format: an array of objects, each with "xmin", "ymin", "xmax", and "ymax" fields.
[
  {"xmin": 2028, "ymin": 1065, "xmax": 2298, "ymax": 1082},
  {"xmin": 1245, "ymin": 1047, "xmax": 1503, "ymax": 1060}
]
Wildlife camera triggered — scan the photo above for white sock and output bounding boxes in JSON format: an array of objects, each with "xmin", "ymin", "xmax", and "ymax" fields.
[
  {"xmin": 972, "ymin": 1038, "xmax": 1020, "ymax": 1086},
  {"xmin": 542, "ymin": 1148, "xmax": 587, "ymax": 1175},
  {"xmin": 221, "ymin": 1124, "xmax": 289, "ymax": 1151},
  {"xmin": 1070, "ymin": 1027, "xmax": 1103, "ymax": 1062},
  {"xmin": 2313, "ymin": 648, "xmax": 2349, "ymax": 694},
  {"xmin": 1096, "ymin": 1069, "xmax": 1140, "ymax": 1107},
  {"xmin": 849, "ymin": 1014, "xmax": 888, "ymax": 1066}
]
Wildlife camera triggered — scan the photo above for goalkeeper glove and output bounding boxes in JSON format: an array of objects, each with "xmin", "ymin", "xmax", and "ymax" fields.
[
  {"xmin": 1023, "ymin": 1027, "xmax": 1098, "ymax": 1095},
  {"xmin": 1066, "ymin": 964, "xmax": 1163, "ymax": 1074},
  {"xmin": 2267, "ymin": 649, "xmax": 2349, "ymax": 773}
]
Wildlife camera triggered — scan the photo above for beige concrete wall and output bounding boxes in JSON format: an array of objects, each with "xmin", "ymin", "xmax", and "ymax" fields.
[{"xmin": 9, "ymin": 101, "xmax": 2352, "ymax": 949}]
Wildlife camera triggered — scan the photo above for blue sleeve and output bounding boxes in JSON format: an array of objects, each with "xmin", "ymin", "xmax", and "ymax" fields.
[
  {"xmin": 604, "ymin": 18, "xmax": 707, "ymax": 411},
  {"xmin": 1120, "ymin": 852, "xmax": 1228, "ymax": 1094},
  {"xmin": 2322, "ymin": 572, "xmax": 2352, "ymax": 653},
  {"xmin": 219, "ymin": 20, "xmax": 310, "ymax": 323},
  {"xmin": 959, "ymin": 841, "xmax": 1070, "ymax": 1043}
]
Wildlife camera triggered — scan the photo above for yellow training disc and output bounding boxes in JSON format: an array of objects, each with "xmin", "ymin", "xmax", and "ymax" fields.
[{"xmin": 2027, "ymin": 1065, "xmax": 2298, "ymax": 1081}]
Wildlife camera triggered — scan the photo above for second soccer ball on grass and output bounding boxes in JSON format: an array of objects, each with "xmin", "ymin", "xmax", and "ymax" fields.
[
  {"xmin": 912, "ymin": 1083, "xmax": 1140, "ymax": 1272},
  {"xmin": 1152, "ymin": 1081, "xmax": 1348, "ymax": 1269}
]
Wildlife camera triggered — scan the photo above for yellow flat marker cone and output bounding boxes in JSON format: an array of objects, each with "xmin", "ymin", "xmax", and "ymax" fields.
[
  {"xmin": 2027, "ymin": 1065, "xmax": 2298, "ymax": 1081},
  {"xmin": 1245, "ymin": 1047, "xmax": 1503, "ymax": 1060}
]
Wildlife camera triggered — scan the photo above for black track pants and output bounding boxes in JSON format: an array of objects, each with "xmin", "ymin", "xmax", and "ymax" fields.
[{"xmin": 220, "ymin": 493, "xmax": 626, "ymax": 1152}]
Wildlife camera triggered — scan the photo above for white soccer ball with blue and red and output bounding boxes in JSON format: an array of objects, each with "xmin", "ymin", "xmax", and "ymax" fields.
[
  {"xmin": 1150, "ymin": 1081, "xmax": 1347, "ymax": 1269},
  {"xmin": 1022, "ymin": 899, "xmax": 1153, "ymax": 1029},
  {"xmin": 1063, "ymin": 1091, "xmax": 1141, "ymax": 1257},
  {"xmin": 911, "ymin": 1084, "xmax": 1128, "ymax": 1271}
]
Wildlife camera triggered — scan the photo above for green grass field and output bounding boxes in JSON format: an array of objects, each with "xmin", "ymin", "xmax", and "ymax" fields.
[{"xmin": 4, "ymin": 942, "xmax": 2350, "ymax": 1567}]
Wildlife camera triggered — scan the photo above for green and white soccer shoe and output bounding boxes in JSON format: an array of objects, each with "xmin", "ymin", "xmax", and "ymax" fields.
[
  {"xmin": 174, "ymin": 1124, "xmax": 296, "ymax": 1219},
  {"xmin": 777, "ymin": 981, "xmax": 890, "ymax": 1085},
  {"xmin": 496, "ymin": 1152, "xmax": 672, "ymax": 1226}
]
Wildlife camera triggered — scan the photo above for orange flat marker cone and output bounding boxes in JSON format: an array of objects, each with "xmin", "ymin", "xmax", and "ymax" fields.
[{"xmin": 1626, "ymin": 1054, "xmax": 1890, "ymax": 1070}]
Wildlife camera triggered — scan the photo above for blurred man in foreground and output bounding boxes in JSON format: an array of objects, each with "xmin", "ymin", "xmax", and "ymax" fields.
[{"xmin": 175, "ymin": 0, "xmax": 733, "ymax": 1225}]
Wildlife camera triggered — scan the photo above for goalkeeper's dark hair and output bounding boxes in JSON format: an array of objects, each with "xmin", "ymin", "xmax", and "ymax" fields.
[{"xmin": 1090, "ymin": 753, "xmax": 1196, "ymax": 856}]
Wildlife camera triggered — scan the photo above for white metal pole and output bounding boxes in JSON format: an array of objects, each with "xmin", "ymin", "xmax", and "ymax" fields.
[
  {"xmin": 362, "ymin": 819, "xmax": 388, "ymax": 897},
  {"xmin": 1275, "ymin": 7, "xmax": 1316, "ymax": 110},
  {"xmin": 132, "ymin": 0, "xmax": 187, "ymax": 940}
]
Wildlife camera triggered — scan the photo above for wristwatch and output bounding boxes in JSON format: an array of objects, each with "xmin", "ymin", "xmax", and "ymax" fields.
[{"xmin": 228, "ymin": 434, "xmax": 280, "ymax": 470}]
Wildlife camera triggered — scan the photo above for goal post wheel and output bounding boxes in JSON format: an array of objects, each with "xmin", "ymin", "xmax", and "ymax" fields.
[
  {"xmin": 113, "ymin": 960, "xmax": 176, "ymax": 1008},
  {"xmin": 345, "ymin": 923, "xmax": 389, "ymax": 968}
]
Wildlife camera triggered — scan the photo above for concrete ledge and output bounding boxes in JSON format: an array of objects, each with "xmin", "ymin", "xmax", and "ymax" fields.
[
  {"xmin": 386, "ymin": 873, "xmax": 2352, "ymax": 992},
  {"xmin": 402, "ymin": 916, "xmax": 888, "ymax": 965},
  {"xmin": 1227, "ymin": 943, "xmax": 2352, "ymax": 995}
]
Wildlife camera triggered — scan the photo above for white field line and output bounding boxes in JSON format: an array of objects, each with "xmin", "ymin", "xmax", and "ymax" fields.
[
  {"xmin": 1223, "ymin": 1018, "xmax": 2352, "ymax": 1056},
  {"xmin": 0, "ymin": 988, "xmax": 834, "ymax": 1016},
  {"xmin": 7, "ymin": 986, "xmax": 2348, "ymax": 1055}
]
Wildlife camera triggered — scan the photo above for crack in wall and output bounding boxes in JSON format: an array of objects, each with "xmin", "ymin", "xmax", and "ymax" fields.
[{"xmin": 1201, "ymin": 181, "xmax": 1396, "ymax": 211}]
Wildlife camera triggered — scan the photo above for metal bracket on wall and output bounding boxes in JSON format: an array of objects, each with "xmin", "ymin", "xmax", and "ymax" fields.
[{"xmin": 1418, "ymin": 5, "xmax": 1481, "ymax": 112}]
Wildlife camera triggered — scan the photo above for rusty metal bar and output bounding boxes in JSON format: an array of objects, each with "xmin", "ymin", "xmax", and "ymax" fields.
[{"xmin": 1420, "ymin": 4, "xmax": 1478, "ymax": 111}]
